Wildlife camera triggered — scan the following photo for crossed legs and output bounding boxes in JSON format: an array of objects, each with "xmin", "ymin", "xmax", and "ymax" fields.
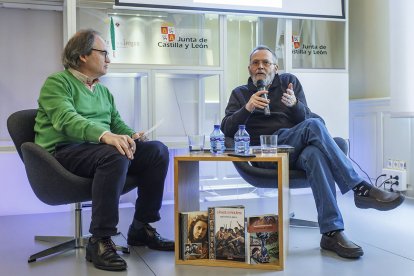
[{"xmin": 275, "ymin": 118, "xmax": 403, "ymax": 258}]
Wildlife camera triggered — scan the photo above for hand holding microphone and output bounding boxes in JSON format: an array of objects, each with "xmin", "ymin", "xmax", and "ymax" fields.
[
  {"xmin": 244, "ymin": 80, "xmax": 270, "ymax": 113},
  {"xmin": 256, "ymin": 80, "xmax": 271, "ymax": 116}
]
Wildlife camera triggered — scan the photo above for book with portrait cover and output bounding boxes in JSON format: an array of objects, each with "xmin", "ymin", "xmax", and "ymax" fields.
[
  {"xmin": 208, "ymin": 205, "xmax": 245, "ymax": 262},
  {"xmin": 246, "ymin": 214, "xmax": 279, "ymax": 265},
  {"xmin": 180, "ymin": 211, "xmax": 209, "ymax": 260}
]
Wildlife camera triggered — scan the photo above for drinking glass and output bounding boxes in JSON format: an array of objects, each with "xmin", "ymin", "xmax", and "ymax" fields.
[
  {"xmin": 188, "ymin": 134, "xmax": 205, "ymax": 153},
  {"xmin": 260, "ymin": 135, "xmax": 278, "ymax": 155}
]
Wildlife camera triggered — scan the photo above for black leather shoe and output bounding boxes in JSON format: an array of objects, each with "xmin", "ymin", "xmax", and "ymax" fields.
[
  {"xmin": 86, "ymin": 237, "xmax": 127, "ymax": 271},
  {"xmin": 320, "ymin": 231, "xmax": 364, "ymax": 259},
  {"xmin": 127, "ymin": 224, "xmax": 174, "ymax": 251},
  {"xmin": 354, "ymin": 186, "xmax": 405, "ymax": 211}
]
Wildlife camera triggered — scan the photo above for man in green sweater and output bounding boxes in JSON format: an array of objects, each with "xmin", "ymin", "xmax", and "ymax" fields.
[{"xmin": 35, "ymin": 29, "xmax": 173, "ymax": 271}]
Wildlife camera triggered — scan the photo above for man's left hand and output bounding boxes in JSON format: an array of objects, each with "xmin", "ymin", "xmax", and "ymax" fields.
[
  {"xmin": 100, "ymin": 132, "xmax": 135, "ymax": 159},
  {"xmin": 281, "ymin": 83, "xmax": 297, "ymax": 107}
]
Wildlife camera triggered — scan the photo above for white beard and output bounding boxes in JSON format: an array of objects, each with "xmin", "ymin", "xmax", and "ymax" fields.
[{"xmin": 252, "ymin": 72, "xmax": 275, "ymax": 87}]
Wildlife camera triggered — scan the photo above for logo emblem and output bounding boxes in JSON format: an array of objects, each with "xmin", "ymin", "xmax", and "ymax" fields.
[
  {"xmin": 292, "ymin": 35, "xmax": 300, "ymax": 49},
  {"xmin": 161, "ymin": 23, "xmax": 175, "ymax": 42}
]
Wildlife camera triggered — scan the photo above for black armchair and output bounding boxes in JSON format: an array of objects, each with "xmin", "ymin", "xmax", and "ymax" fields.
[
  {"xmin": 7, "ymin": 109, "xmax": 138, "ymax": 262},
  {"xmin": 226, "ymin": 137, "xmax": 348, "ymax": 228}
]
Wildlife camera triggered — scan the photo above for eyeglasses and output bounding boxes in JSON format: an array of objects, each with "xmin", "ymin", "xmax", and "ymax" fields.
[
  {"xmin": 91, "ymin": 48, "xmax": 109, "ymax": 59},
  {"xmin": 250, "ymin": 60, "xmax": 274, "ymax": 68}
]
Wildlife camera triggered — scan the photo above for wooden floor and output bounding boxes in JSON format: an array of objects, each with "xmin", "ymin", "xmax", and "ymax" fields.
[{"xmin": 1, "ymin": 192, "xmax": 414, "ymax": 276}]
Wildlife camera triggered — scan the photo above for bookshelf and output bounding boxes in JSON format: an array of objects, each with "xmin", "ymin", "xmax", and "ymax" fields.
[{"xmin": 174, "ymin": 152, "xmax": 289, "ymax": 270}]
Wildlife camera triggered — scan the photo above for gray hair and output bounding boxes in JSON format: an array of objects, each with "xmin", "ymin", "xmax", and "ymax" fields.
[
  {"xmin": 62, "ymin": 29, "xmax": 100, "ymax": 69},
  {"xmin": 249, "ymin": 45, "xmax": 277, "ymax": 64}
]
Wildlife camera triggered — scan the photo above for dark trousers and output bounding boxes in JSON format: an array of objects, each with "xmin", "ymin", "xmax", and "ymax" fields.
[{"xmin": 54, "ymin": 140, "xmax": 169, "ymax": 237}]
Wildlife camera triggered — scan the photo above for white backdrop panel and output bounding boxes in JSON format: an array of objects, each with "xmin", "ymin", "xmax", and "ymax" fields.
[{"xmin": 294, "ymin": 72, "xmax": 349, "ymax": 138}]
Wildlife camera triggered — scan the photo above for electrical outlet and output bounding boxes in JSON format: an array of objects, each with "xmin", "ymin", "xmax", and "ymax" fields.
[{"xmin": 381, "ymin": 168, "xmax": 407, "ymax": 191}]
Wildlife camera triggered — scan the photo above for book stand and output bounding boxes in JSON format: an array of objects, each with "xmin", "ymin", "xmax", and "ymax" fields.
[{"xmin": 174, "ymin": 152, "xmax": 289, "ymax": 270}]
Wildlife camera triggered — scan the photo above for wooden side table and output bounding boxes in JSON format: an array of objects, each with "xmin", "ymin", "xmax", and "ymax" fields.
[{"xmin": 174, "ymin": 152, "xmax": 289, "ymax": 270}]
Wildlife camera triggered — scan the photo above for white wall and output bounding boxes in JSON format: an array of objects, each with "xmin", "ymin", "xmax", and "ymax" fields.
[
  {"xmin": 0, "ymin": 8, "xmax": 64, "ymax": 215},
  {"xmin": 348, "ymin": 0, "xmax": 414, "ymax": 197},
  {"xmin": 294, "ymin": 72, "xmax": 349, "ymax": 138},
  {"xmin": 348, "ymin": 0, "xmax": 390, "ymax": 99},
  {"xmin": 349, "ymin": 98, "xmax": 414, "ymax": 193},
  {"xmin": 0, "ymin": 8, "xmax": 63, "ymax": 140}
]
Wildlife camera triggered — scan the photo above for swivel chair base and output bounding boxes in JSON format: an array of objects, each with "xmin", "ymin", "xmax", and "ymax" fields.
[
  {"xmin": 28, "ymin": 235, "xmax": 130, "ymax": 263},
  {"xmin": 289, "ymin": 212, "xmax": 319, "ymax": 228},
  {"xmin": 28, "ymin": 203, "xmax": 130, "ymax": 263}
]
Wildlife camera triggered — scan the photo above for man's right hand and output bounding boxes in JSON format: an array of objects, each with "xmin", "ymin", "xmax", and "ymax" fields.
[
  {"xmin": 100, "ymin": 132, "xmax": 135, "ymax": 160},
  {"xmin": 245, "ymin": 90, "xmax": 269, "ymax": 112}
]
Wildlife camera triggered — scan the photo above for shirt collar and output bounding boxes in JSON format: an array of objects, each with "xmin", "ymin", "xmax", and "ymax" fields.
[{"xmin": 68, "ymin": 68, "xmax": 100, "ymax": 90}]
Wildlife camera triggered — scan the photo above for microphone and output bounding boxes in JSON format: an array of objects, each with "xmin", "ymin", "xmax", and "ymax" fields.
[{"xmin": 257, "ymin": 80, "xmax": 270, "ymax": 116}]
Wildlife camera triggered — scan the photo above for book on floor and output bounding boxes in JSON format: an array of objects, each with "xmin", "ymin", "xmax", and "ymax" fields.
[
  {"xmin": 208, "ymin": 205, "xmax": 245, "ymax": 262},
  {"xmin": 246, "ymin": 214, "xmax": 279, "ymax": 265},
  {"xmin": 180, "ymin": 211, "xmax": 209, "ymax": 260}
]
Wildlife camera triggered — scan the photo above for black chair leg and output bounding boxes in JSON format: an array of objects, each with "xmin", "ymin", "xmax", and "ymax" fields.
[
  {"xmin": 289, "ymin": 217, "xmax": 319, "ymax": 228},
  {"xmin": 28, "ymin": 203, "xmax": 129, "ymax": 263},
  {"xmin": 28, "ymin": 237, "xmax": 81, "ymax": 263},
  {"xmin": 28, "ymin": 235, "xmax": 130, "ymax": 263},
  {"xmin": 289, "ymin": 212, "xmax": 319, "ymax": 228},
  {"xmin": 116, "ymin": 245, "xmax": 131, "ymax": 254}
]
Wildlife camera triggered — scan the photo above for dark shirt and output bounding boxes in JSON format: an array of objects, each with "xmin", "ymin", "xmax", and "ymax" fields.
[{"xmin": 221, "ymin": 73, "xmax": 321, "ymax": 146}]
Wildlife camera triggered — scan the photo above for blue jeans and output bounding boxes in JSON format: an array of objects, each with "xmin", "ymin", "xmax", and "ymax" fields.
[
  {"xmin": 275, "ymin": 118, "xmax": 363, "ymax": 233},
  {"xmin": 54, "ymin": 140, "xmax": 169, "ymax": 237}
]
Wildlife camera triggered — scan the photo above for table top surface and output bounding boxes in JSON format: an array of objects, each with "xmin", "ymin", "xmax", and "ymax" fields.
[{"xmin": 174, "ymin": 152, "xmax": 287, "ymax": 161}]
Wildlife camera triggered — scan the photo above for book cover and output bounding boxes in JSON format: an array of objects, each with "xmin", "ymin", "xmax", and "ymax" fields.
[
  {"xmin": 246, "ymin": 215, "xmax": 279, "ymax": 265},
  {"xmin": 180, "ymin": 211, "xmax": 209, "ymax": 260},
  {"xmin": 208, "ymin": 206, "xmax": 245, "ymax": 262}
]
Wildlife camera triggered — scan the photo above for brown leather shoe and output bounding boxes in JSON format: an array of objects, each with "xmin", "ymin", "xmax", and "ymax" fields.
[
  {"xmin": 355, "ymin": 186, "xmax": 405, "ymax": 211},
  {"xmin": 127, "ymin": 224, "xmax": 174, "ymax": 251},
  {"xmin": 320, "ymin": 231, "xmax": 363, "ymax": 258},
  {"xmin": 86, "ymin": 237, "xmax": 127, "ymax": 271}
]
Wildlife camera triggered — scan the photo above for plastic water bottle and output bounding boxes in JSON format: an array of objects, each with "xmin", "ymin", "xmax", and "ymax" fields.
[
  {"xmin": 234, "ymin": 125, "xmax": 250, "ymax": 154},
  {"xmin": 210, "ymin": 125, "xmax": 226, "ymax": 154}
]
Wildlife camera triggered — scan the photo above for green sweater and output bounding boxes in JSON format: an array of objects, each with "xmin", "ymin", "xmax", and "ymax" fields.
[{"xmin": 35, "ymin": 70, "xmax": 135, "ymax": 153}]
